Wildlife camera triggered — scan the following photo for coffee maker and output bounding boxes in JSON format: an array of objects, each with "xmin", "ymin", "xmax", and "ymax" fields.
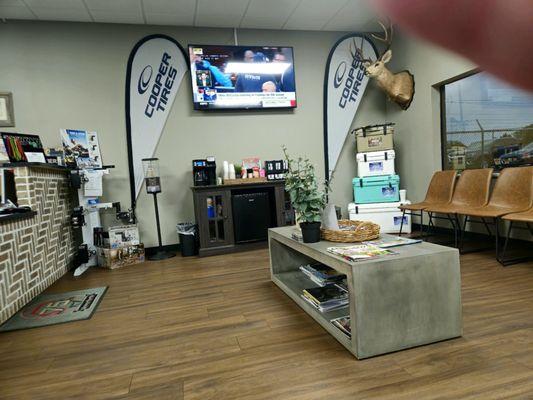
[{"xmin": 192, "ymin": 157, "xmax": 217, "ymax": 186}]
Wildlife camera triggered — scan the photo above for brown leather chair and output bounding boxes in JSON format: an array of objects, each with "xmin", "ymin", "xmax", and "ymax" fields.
[
  {"xmin": 455, "ymin": 166, "xmax": 532, "ymax": 218},
  {"xmin": 452, "ymin": 166, "xmax": 532, "ymax": 258},
  {"xmin": 424, "ymin": 168, "xmax": 493, "ymax": 247},
  {"xmin": 398, "ymin": 170, "xmax": 457, "ymax": 236}
]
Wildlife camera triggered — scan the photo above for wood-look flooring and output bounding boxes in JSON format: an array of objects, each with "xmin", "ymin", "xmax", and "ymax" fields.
[{"xmin": 1, "ymin": 246, "xmax": 533, "ymax": 399}]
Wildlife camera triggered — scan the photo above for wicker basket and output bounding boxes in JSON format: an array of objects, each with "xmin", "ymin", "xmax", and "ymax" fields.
[{"xmin": 321, "ymin": 220, "xmax": 380, "ymax": 243}]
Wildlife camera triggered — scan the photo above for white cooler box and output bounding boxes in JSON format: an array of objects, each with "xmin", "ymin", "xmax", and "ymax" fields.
[
  {"xmin": 348, "ymin": 200, "xmax": 411, "ymax": 234},
  {"xmin": 356, "ymin": 150, "xmax": 395, "ymax": 177}
]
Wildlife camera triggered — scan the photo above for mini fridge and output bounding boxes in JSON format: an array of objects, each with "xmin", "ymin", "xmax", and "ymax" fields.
[{"xmin": 232, "ymin": 192, "xmax": 271, "ymax": 243}]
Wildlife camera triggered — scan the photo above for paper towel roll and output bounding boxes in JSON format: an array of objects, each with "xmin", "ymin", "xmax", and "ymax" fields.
[{"xmin": 223, "ymin": 161, "xmax": 229, "ymax": 180}]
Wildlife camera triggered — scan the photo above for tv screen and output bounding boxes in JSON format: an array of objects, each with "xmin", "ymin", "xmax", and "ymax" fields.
[{"xmin": 188, "ymin": 45, "xmax": 297, "ymax": 110}]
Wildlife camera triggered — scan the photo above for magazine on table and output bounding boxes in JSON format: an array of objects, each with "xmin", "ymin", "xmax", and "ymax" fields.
[
  {"xmin": 367, "ymin": 236, "xmax": 422, "ymax": 248},
  {"xmin": 303, "ymin": 283, "xmax": 347, "ymax": 303},
  {"xmin": 302, "ymin": 283, "xmax": 349, "ymax": 313},
  {"xmin": 326, "ymin": 244, "xmax": 395, "ymax": 262},
  {"xmin": 331, "ymin": 316, "xmax": 351, "ymax": 338},
  {"xmin": 301, "ymin": 294, "xmax": 349, "ymax": 313},
  {"xmin": 299, "ymin": 263, "xmax": 346, "ymax": 287}
]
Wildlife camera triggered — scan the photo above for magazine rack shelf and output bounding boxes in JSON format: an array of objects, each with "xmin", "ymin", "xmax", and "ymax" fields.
[{"xmin": 268, "ymin": 226, "xmax": 463, "ymax": 359}]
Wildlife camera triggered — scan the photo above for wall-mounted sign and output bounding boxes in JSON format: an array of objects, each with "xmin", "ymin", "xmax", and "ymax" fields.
[
  {"xmin": 323, "ymin": 34, "xmax": 378, "ymax": 180},
  {"xmin": 125, "ymin": 34, "xmax": 188, "ymax": 208}
]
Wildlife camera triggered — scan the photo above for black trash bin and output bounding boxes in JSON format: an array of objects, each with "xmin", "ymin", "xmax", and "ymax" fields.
[{"xmin": 177, "ymin": 223, "xmax": 198, "ymax": 257}]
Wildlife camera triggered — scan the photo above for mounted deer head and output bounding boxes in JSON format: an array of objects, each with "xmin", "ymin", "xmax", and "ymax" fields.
[{"xmin": 356, "ymin": 21, "xmax": 415, "ymax": 110}]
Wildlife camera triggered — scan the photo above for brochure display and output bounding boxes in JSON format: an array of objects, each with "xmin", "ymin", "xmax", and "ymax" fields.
[
  {"xmin": 269, "ymin": 226, "xmax": 462, "ymax": 359},
  {"xmin": 60, "ymin": 129, "xmax": 102, "ymax": 169},
  {"xmin": 61, "ymin": 128, "xmax": 134, "ymax": 276}
]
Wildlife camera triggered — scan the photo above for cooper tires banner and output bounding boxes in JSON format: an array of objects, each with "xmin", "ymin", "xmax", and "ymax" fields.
[
  {"xmin": 125, "ymin": 34, "xmax": 188, "ymax": 207},
  {"xmin": 323, "ymin": 34, "xmax": 378, "ymax": 180}
]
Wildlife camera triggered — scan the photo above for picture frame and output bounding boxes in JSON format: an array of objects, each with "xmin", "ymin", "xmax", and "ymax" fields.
[{"xmin": 0, "ymin": 92, "xmax": 15, "ymax": 127}]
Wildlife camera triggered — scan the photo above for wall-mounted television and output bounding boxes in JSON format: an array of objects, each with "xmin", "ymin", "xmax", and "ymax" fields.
[{"xmin": 188, "ymin": 44, "xmax": 297, "ymax": 110}]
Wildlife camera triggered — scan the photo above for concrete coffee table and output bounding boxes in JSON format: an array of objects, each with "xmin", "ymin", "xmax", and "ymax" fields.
[{"xmin": 269, "ymin": 226, "xmax": 462, "ymax": 359}]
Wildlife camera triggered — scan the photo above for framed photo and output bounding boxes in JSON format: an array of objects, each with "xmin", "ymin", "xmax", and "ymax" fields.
[{"xmin": 0, "ymin": 92, "xmax": 15, "ymax": 127}]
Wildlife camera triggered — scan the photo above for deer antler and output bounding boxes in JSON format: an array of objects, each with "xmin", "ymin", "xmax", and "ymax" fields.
[
  {"xmin": 371, "ymin": 20, "xmax": 393, "ymax": 52},
  {"xmin": 350, "ymin": 36, "xmax": 373, "ymax": 63}
]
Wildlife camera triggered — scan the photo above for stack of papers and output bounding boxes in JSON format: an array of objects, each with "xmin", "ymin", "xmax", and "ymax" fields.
[
  {"xmin": 299, "ymin": 263, "xmax": 345, "ymax": 287},
  {"xmin": 301, "ymin": 283, "xmax": 349, "ymax": 312}
]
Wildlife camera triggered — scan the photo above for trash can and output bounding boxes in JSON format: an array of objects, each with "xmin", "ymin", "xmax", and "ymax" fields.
[{"xmin": 177, "ymin": 223, "xmax": 198, "ymax": 257}]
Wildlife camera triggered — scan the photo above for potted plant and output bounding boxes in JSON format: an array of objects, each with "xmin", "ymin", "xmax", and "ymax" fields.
[{"xmin": 283, "ymin": 146, "xmax": 327, "ymax": 243}]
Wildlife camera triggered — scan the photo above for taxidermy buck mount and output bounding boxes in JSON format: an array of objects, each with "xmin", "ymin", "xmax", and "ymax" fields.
[{"xmin": 355, "ymin": 22, "xmax": 415, "ymax": 110}]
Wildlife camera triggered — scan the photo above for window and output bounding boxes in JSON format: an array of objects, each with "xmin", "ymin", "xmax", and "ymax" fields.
[{"xmin": 440, "ymin": 71, "xmax": 533, "ymax": 171}]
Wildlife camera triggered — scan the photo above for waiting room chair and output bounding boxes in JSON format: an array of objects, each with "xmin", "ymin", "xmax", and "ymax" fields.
[
  {"xmin": 453, "ymin": 166, "xmax": 532, "ymax": 259},
  {"xmin": 399, "ymin": 170, "xmax": 457, "ymax": 236},
  {"xmin": 500, "ymin": 207, "xmax": 533, "ymax": 266},
  {"xmin": 424, "ymin": 168, "xmax": 493, "ymax": 247}
]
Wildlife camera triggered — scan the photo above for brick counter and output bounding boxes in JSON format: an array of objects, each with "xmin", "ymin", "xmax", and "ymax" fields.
[{"xmin": 0, "ymin": 164, "xmax": 76, "ymax": 324}]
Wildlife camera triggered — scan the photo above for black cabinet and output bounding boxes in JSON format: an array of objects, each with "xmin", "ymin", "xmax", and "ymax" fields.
[
  {"xmin": 191, "ymin": 181, "xmax": 292, "ymax": 256},
  {"xmin": 194, "ymin": 190, "xmax": 234, "ymax": 253}
]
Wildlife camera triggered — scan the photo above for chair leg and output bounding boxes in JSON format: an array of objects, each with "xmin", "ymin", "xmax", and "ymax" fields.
[
  {"xmin": 500, "ymin": 221, "xmax": 513, "ymax": 266},
  {"xmin": 399, "ymin": 210, "xmax": 405, "ymax": 235},
  {"xmin": 459, "ymin": 216, "xmax": 468, "ymax": 252},
  {"xmin": 420, "ymin": 212, "xmax": 425, "ymax": 239},
  {"xmin": 495, "ymin": 217, "xmax": 500, "ymax": 261},
  {"xmin": 480, "ymin": 217, "xmax": 492, "ymax": 237},
  {"xmin": 455, "ymin": 214, "xmax": 463, "ymax": 248},
  {"xmin": 447, "ymin": 213, "xmax": 458, "ymax": 248},
  {"xmin": 427, "ymin": 212, "xmax": 434, "ymax": 238}
]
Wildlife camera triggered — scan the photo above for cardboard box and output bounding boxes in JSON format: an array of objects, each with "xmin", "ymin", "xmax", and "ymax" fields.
[{"xmin": 97, "ymin": 244, "xmax": 145, "ymax": 269}]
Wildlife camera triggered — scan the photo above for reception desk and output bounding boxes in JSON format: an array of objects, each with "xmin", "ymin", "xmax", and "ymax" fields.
[{"xmin": 0, "ymin": 163, "xmax": 76, "ymax": 324}]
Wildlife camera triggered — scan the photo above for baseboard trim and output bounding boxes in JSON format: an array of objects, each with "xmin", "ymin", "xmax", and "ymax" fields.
[{"xmin": 145, "ymin": 243, "xmax": 181, "ymax": 256}]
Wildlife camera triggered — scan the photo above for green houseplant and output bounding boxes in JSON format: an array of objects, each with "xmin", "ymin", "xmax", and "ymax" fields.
[{"xmin": 283, "ymin": 146, "xmax": 327, "ymax": 243}]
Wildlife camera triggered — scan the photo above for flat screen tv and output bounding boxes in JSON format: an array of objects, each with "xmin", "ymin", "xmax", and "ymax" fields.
[{"xmin": 188, "ymin": 44, "xmax": 297, "ymax": 110}]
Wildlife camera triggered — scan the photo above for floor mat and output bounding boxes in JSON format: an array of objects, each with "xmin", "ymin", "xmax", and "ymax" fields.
[{"xmin": 0, "ymin": 287, "xmax": 107, "ymax": 332}]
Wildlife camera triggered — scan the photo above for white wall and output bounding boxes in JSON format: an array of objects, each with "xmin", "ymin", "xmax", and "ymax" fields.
[
  {"xmin": 0, "ymin": 21, "xmax": 386, "ymax": 247},
  {"xmin": 383, "ymin": 33, "xmax": 475, "ymax": 204},
  {"xmin": 385, "ymin": 34, "xmax": 531, "ymax": 241}
]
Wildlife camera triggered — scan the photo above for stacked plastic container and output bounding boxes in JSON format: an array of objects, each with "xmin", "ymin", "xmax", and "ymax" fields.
[{"xmin": 348, "ymin": 123, "xmax": 411, "ymax": 233}]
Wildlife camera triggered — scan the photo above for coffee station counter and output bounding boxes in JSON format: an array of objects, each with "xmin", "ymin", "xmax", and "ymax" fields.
[{"xmin": 191, "ymin": 180, "xmax": 293, "ymax": 256}]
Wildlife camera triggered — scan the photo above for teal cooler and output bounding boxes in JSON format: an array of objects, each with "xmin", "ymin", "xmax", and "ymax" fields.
[{"xmin": 352, "ymin": 175, "xmax": 400, "ymax": 204}]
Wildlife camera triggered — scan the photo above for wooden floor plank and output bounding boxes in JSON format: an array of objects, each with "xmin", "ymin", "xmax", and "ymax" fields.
[{"xmin": 0, "ymin": 248, "xmax": 532, "ymax": 399}]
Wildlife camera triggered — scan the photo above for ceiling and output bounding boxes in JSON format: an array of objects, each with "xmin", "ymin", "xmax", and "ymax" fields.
[{"xmin": 0, "ymin": 0, "xmax": 378, "ymax": 31}]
